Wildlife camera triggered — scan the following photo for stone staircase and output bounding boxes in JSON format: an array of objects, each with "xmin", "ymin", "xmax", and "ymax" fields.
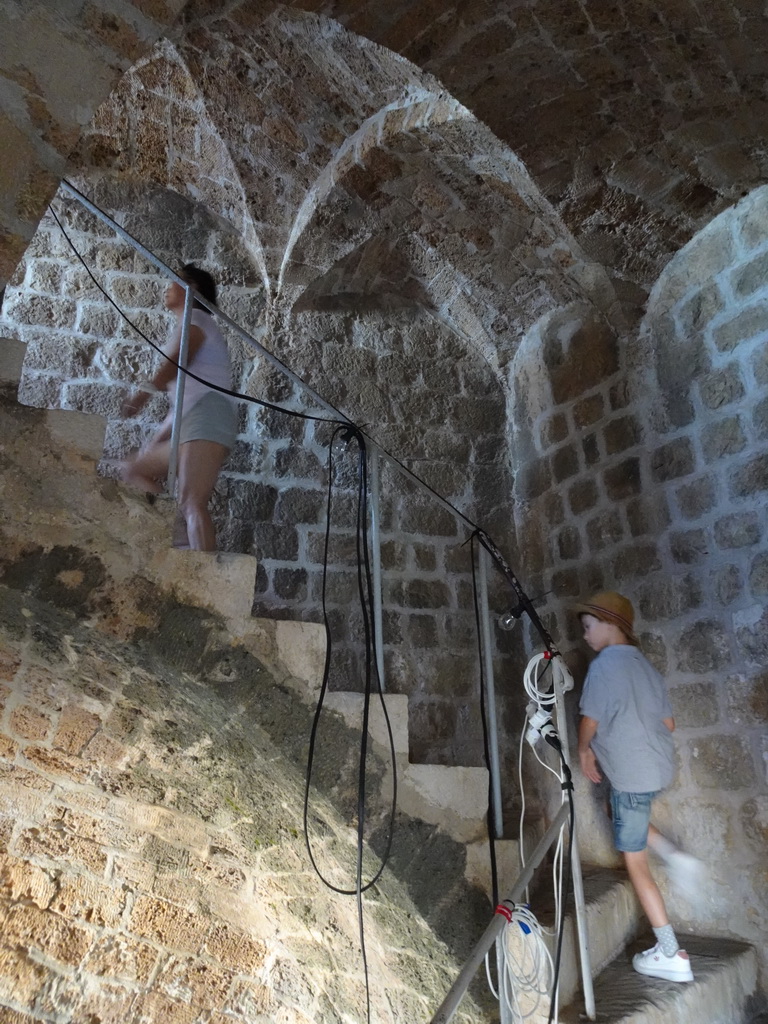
[{"xmin": 0, "ymin": 340, "xmax": 763, "ymax": 1024}]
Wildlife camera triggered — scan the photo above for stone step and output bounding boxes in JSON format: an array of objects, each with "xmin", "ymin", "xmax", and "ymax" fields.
[
  {"xmin": 398, "ymin": 763, "xmax": 490, "ymax": 844},
  {"xmin": 148, "ymin": 547, "xmax": 259, "ymax": 626},
  {"xmin": 558, "ymin": 932, "xmax": 758, "ymax": 1024},
  {"xmin": 0, "ymin": 337, "xmax": 25, "ymax": 384},
  {"xmin": 536, "ymin": 865, "xmax": 641, "ymax": 1010}
]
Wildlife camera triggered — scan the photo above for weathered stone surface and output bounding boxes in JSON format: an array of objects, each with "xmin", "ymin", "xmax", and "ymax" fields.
[
  {"xmin": 603, "ymin": 457, "xmax": 641, "ymax": 500},
  {"xmin": 734, "ymin": 604, "xmax": 768, "ymax": 664},
  {"xmin": 675, "ymin": 475, "xmax": 717, "ymax": 520},
  {"xmin": 669, "ymin": 681, "xmax": 719, "ymax": 728},
  {"xmin": 725, "ymin": 672, "xmax": 768, "ymax": 727},
  {"xmin": 698, "ymin": 364, "xmax": 745, "ymax": 410},
  {"xmin": 625, "ymin": 494, "xmax": 670, "ymax": 537},
  {"xmin": 603, "ymin": 414, "xmax": 641, "ymax": 454},
  {"xmin": 586, "ymin": 510, "xmax": 623, "ymax": 552},
  {"xmin": 557, "ymin": 525, "xmax": 582, "ymax": 561},
  {"xmin": 748, "ymin": 552, "xmax": 768, "ymax": 596},
  {"xmin": 688, "ymin": 734, "xmax": 757, "ymax": 790},
  {"xmin": 676, "ymin": 619, "xmax": 731, "ymax": 672},
  {"xmin": 702, "ymin": 416, "xmax": 747, "ymax": 463},
  {"xmin": 714, "ymin": 512, "xmax": 761, "ymax": 549},
  {"xmin": 729, "ymin": 453, "xmax": 768, "ymax": 497},
  {"xmin": 636, "ymin": 574, "xmax": 701, "ymax": 620},
  {"xmin": 669, "ymin": 527, "xmax": 710, "ymax": 564},
  {"xmin": 713, "ymin": 302, "xmax": 768, "ymax": 352},
  {"xmin": 711, "ymin": 564, "xmax": 742, "ymax": 606},
  {"xmin": 567, "ymin": 478, "xmax": 598, "ymax": 515},
  {"xmin": 650, "ymin": 437, "xmax": 695, "ymax": 482}
]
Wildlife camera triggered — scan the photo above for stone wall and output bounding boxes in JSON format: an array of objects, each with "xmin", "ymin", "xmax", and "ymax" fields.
[
  {"xmin": 0, "ymin": 581, "xmax": 491, "ymax": 1024},
  {"xmin": 509, "ymin": 189, "xmax": 768, "ymax": 980},
  {"xmin": 0, "ymin": 1, "xmax": 186, "ymax": 288}
]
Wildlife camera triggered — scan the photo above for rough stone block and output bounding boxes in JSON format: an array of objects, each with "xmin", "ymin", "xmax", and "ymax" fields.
[
  {"xmin": 0, "ymin": 650, "xmax": 20, "ymax": 684},
  {"xmin": 670, "ymin": 527, "xmax": 710, "ymax": 564},
  {"xmin": 612, "ymin": 543, "xmax": 662, "ymax": 580},
  {"xmin": 129, "ymin": 895, "xmax": 206, "ymax": 953},
  {"xmin": 731, "ymin": 250, "xmax": 768, "ymax": 297},
  {"xmin": 754, "ymin": 395, "xmax": 768, "ymax": 440},
  {"xmin": 273, "ymin": 567, "xmax": 307, "ymax": 601},
  {"xmin": 0, "ymin": 854, "xmax": 56, "ymax": 909},
  {"xmin": 675, "ymin": 475, "xmax": 717, "ymax": 520},
  {"xmin": 539, "ymin": 412, "xmax": 569, "ymax": 447},
  {"xmin": 604, "ymin": 414, "xmax": 641, "ymax": 455},
  {"xmin": 568, "ymin": 478, "xmax": 598, "ymax": 515},
  {"xmin": 726, "ymin": 672, "xmax": 768, "ymax": 726},
  {"xmin": 748, "ymin": 552, "xmax": 768, "ymax": 596},
  {"xmin": 403, "ymin": 579, "xmax": 450, "ymax": 610},
  {"xmin": 84, "ymin": 934, "xmax": 158, "ymax": 983},
  {"xmin": 669, "ymin": 682, "xmax": 719, "ymax": 728},
  {"xmin": 586, "ymin": 510, "xmax": 623, "ymax": 552},
  {"xmin": 604, "ymin": 457, "xmax": 641, "ymax": 499},
  {"xmin": 688, "ymin": 734, "xmax": 757, "ymax": 789},
  {"xmin": 698, "ymin": 364, "xmax": 746, "ymax": 410},
  {"xmin": 679, "ymin": 281, "xmax": 724, "ymax": 332},
  {"xmin": 53, "ymin": 705, "xmax": 102, "ymax": 755},
  {"xmin": 713, "ymin": 302, "xmax": 768, "ymax": 352},
  {"xmin": 702, "ymin": 416, "xmax": 747, "ymax": 463},
  {"xmin": 8, "ymin": 705, "xmax": 51, "ymax": 742},
  {"xmin": 3, "ymin": 903, "xmax": 92, "ymax": 966},
  {"xmin": 573, "ymin": 394, "xmax": 604, "ymax": 427},
  {"xmin": 714, "ymin": 512, "xmax": 761, "ymax": 549},
  {"xmin": 636, "ymin": 574, "xmax": 701, "ymax": 619},
  {"xmin": 408, "ymin": 614, "xmax": 439, "ymax": 648},
  {"xmin": 712, "ymin": 563, "xmax": 743, "ymax": 605},
  {"xmin": 752, "ymin": 338, "xmax": 768, "ymax": 386},
  {"xmin": 582, "ymin": 432, "xmax": 600, "ymax": 466},
  {"xmin": 515, "ymin": 457, "xmax": 552, "ymax": 500},
  {"xmin": 650, "ymin": 437, "xmax": 695, "ymax": 482},
  {"xmin": 0, "ymin": 944, "xmax": 48, "ymax": 1005},
  {"xmin": 552, "ymin": 567, "xmax": 580, "ymax": 597},
  {"xmin": 557, "ymin": 525, "xmax": 582, "ymax": 560},
  {"xmin": 676, "ymin": 619, "xmax": 731, "ymax": 672},
  {"xmin": 254, "ymin": 522, "xmax": 299, "ymax": 561},
  {"xmin": 729, "ymin": 453, "xmax": 768, "ymax": 498},
  {"xmin": 551, "ymin": 443, "xmax": 580, "ymax": 482},
  {"xmin": 734, "ymin": 604, "xmax": 768, "ymax": 664}
]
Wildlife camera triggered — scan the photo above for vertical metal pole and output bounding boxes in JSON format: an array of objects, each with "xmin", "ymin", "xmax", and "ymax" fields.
[
  {"xmin": 477, "ymin": 545, "xmax": 503, "ymax": 839},
  {"xmin": 167, "ymin": 285, "xmax": 193, "ymax": 497},
  {"xmin": 495, "ymin": 936, "xmax": 514, "ymax": 1024},
  {"xmin": 369, "ymin": 447, "xmax": 385, "ymax": 693},
  {"xmin": 552, "ymin": 656, "xmax": 596, "ymax": 1021}
]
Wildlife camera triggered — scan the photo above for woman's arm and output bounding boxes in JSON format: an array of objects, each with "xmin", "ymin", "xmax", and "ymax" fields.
[{"xmin": 122, "ymin": 322, "xmax": 204, "ymax": 417}]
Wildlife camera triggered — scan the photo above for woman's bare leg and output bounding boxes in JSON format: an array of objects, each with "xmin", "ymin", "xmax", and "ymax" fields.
[
  {"xmin": 177, "ymin": 440, "xmax": 229, "ymax": 551},
  {"xmin": 121, "ymin": 439, "xmax": 171, "ymax": 494}
]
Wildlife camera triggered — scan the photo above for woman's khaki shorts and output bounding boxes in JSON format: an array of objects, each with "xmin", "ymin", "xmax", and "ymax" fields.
[{"xmin": 179, "ymin": 392, "xmax": 237, "ymax": 450}]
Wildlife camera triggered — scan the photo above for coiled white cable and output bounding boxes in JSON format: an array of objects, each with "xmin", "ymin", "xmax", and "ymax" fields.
[
  {"xmin": 485, "ymin": 904, "xmax": 555, "ymax": 1023},
  {"xmin": 523, "ymin": 652, "xmax": 557, "ymax": 708}
]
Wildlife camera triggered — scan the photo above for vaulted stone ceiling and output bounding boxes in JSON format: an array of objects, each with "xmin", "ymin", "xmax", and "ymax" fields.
[{"xmin": 280, "ymin": 0, "xmax": 768, "ymax": 300}]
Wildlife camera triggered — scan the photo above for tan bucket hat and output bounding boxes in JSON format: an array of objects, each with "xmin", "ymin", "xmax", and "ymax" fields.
[{"xmin": 572, "ymin": 591, "xmax": 639, "ymax": 645}]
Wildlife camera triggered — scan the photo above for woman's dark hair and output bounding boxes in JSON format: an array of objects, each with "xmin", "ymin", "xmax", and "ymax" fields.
[{"xmin": 180, "ymin": 263, "xmax": 217, "ymax": 309}]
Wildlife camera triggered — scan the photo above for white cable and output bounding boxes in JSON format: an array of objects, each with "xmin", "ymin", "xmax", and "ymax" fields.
[
  {"xmin": 491, "ymin": 904, "xmax": 555, "ymax": 1024},
  {"xmin": 523, "ymin": 652, "xmax": 557, "ymax": 708}
]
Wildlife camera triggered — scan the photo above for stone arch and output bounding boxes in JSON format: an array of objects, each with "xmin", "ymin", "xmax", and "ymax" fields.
[{"xmin": 70, "ymin": 37, "xmax": 270, "ymax": 292}]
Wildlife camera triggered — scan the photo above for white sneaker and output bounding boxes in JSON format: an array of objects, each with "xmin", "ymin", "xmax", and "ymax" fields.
[
  {"xmin": 632, "ymin": 944, "xmax": 694, "ymax": 982},
  {"xmin": 666, "ymin": 851, "xmax": 706, "ymax": 902}
]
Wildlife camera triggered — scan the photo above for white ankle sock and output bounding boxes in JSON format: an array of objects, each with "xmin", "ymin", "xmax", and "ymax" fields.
[{"xmin": 653, "ymin": 924, "xmax": 679, "ymax": 957}]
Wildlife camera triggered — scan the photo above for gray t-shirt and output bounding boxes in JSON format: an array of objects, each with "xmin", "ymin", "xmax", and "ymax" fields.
[{"xmin": 579, "ymin": 644, "xmax": 675, "ymax": 793}]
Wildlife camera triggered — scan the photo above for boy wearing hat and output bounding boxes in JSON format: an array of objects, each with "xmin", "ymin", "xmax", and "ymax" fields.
[{"xmin": 574, "ymin": 591, "xmax": 700, "ymax": 983}]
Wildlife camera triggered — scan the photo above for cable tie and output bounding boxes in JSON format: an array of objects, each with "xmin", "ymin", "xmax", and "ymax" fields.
[
  {"xmin": 495, "ymin": 903, "xmax": 514, "ymax": 923},
  {"xmin": 561, "ymin": 780, "xmax": 574, "ymax": 791},
  {"xmin": 543, "ymin": 650, "xmax": 552, "ymax": 660}
]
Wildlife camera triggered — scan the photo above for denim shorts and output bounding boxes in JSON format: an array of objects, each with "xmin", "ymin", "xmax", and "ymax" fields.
[{"xmin": 610, "ymin": 788, "xmax": 658, "ymax": 853}]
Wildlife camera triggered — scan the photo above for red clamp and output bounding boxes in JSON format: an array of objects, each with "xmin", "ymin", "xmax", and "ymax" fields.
[
  {"xmin": 495, "ymin": 903, "xmax": 513, "ymax": 923},
  {"xmin": 543, "ymin": 650, "xmax": 552, "ymax": 660}
]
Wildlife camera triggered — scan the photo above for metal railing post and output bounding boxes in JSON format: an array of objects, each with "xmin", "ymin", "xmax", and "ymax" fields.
[
  {"xmin": 552, "ymin": 655, "xmax": 596, "ymax": 1021},
  {"xmin": 477, "ymin": 544, "xmax": 503, "ymax": 839},
  {"xmin": 167, "ymin": 284, "xmax": 193, "ymax": 498},
  {"xmin": 429, "ymin": 802, "xmax": 570, "ymax": 1024},
  {"xmin": 369, "ymin": 446, "xmax": 385, "ymax": 692}
]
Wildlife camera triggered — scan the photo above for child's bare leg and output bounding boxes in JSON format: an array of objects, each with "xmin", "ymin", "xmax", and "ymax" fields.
[
  {"xmin": 624, "ymin": 849, "xmax": 669, "ymax": 927},
  {"xmin": 177, "ymin": 439, "xmax": 228, "ymax": 551}
]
